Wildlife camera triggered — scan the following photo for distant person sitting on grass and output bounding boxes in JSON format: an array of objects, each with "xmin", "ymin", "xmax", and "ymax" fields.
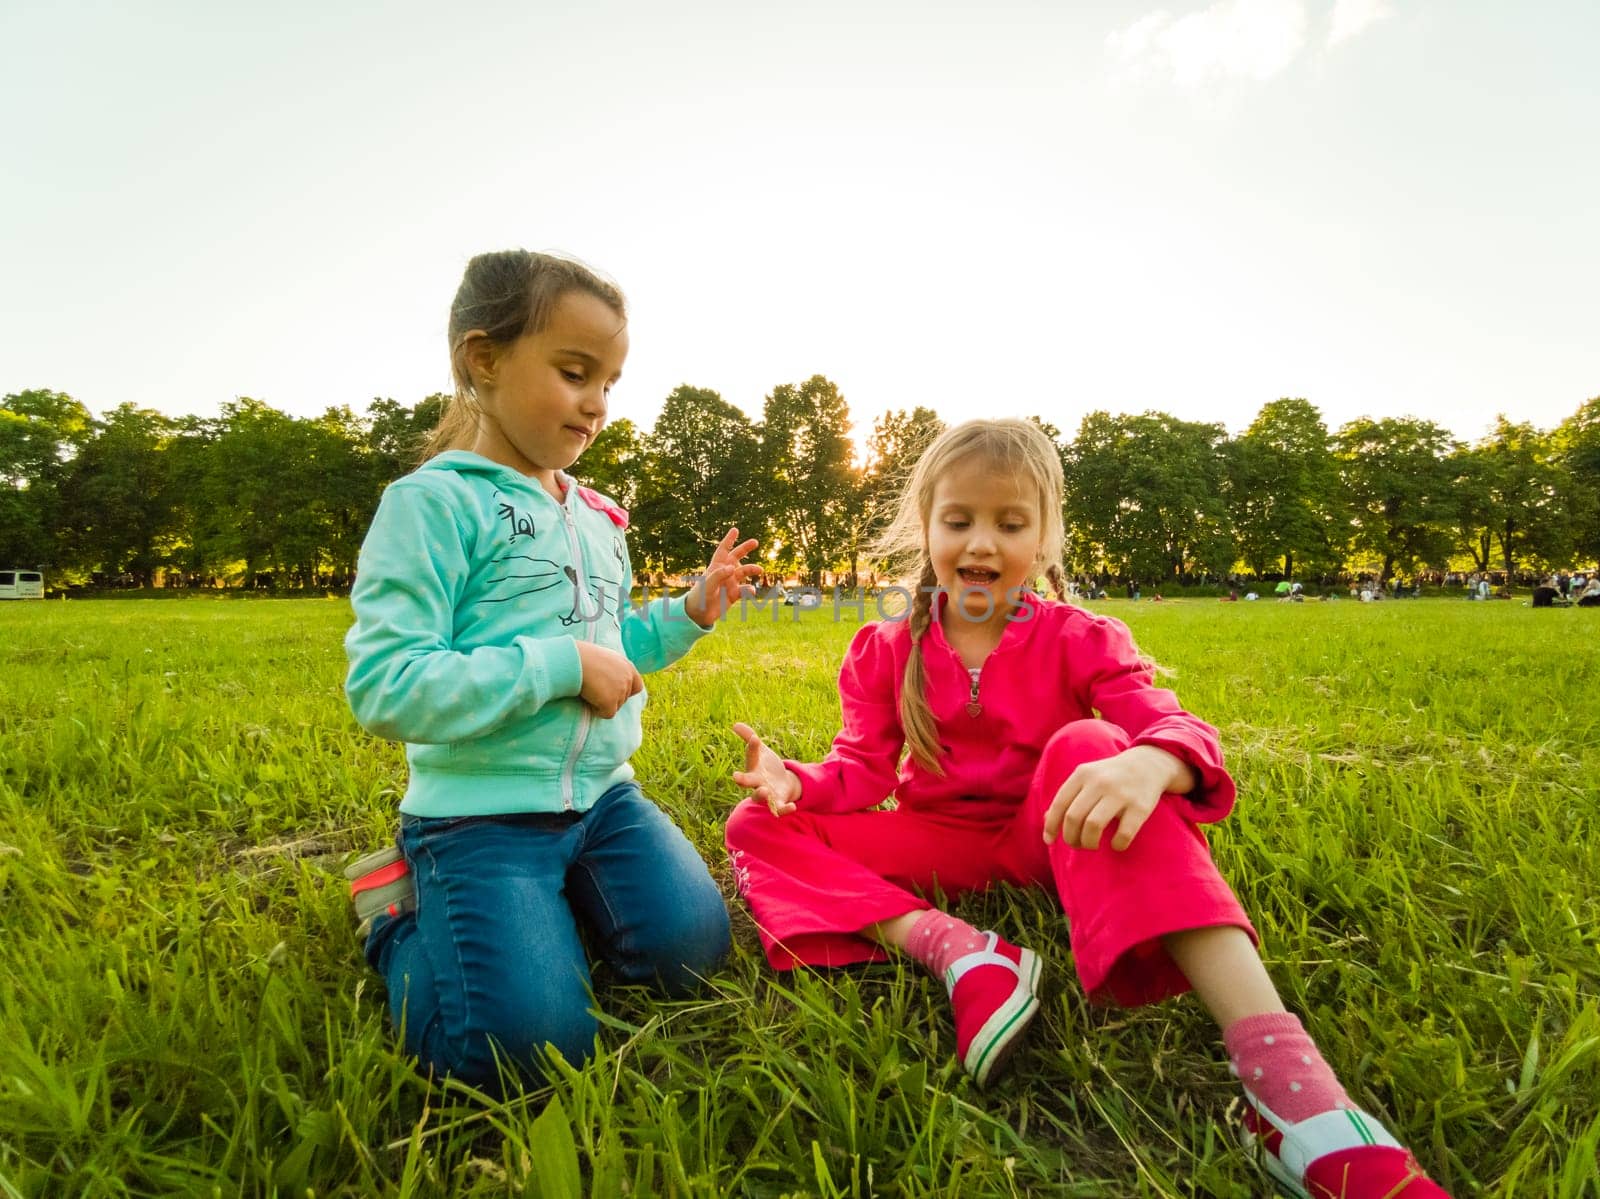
[
  {"xmin": 724, "ymin": 420, "xmax": 1450, "ymax": 1199},
  {"xmin": 1579, "ymin": 576, "xmax": 1600, "ymax": 607},
  {"xmin": 1532, "ymin": 577, "xmax": 1568, "ymax": 608},
  {"xmin": 342, "ymin": 249, "xmax": 761, "ymax": 1093}
]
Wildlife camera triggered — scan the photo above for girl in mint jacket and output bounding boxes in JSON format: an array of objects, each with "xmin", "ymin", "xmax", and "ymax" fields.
[{"xmin": 345, "ymin": 249, "xmax": 758, "ymax": 1092}]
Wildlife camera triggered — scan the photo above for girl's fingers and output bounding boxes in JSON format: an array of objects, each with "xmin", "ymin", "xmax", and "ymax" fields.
[
  {"xmin": 1044, "ymin": 777, "xmax": 1081, "ymax": 842},
  {"xmin": 1111, "ymin": 805, "xmax": 1148, "ymax": 851},
  {"xmin": 1062, "ymin": 790, "xmax": 1100, "ymax": 848},
  {"xmin": 708, "ymin": 534, "xmax": 758, "ymax": 568},
  {"xmin": 733, "ymin": 723, "xmax": 772, "ymax": 773},
  {"xmin": 1079, "ymin": 796, "xmax": 1124, "ymax": 851},
  {"xmin": 706, "ymin": 556, "xmax": 759, "ymax": 591},
  {"xmin": 715, "ymin": 528, "xmax": 756, "ymax": 553},
  {"xmin": 711, "ymin": 563, "xmax": 754, "ymax": 595}
]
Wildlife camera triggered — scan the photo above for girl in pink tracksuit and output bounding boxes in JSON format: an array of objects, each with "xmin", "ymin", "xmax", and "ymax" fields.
[{"xmin": 725, "ymin": 420, "xmax": 1449, "ymax": 1199}]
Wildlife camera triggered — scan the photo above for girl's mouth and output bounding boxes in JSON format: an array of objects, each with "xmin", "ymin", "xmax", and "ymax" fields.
[{"xmin": 957, "ymin": 568, "xmax": 1000, "ymax": 586}]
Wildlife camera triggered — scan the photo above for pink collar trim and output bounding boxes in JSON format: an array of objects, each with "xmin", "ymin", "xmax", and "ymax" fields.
[{"xmin": 574, "ymin": 484, "xmax": 629, "ymax": 529}]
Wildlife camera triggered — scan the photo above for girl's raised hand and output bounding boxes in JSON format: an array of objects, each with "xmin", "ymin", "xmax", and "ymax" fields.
[
  {"xmin": 731, "ymin": 722, "xmax": 802, "ymax": 817},
  {"xmin": 1042, "ymin": 745, "xmax": 1194, "ymax": 851},
  {"xmin": 685, "ymin": 528, "xmax": 762, "ymax": 627}
]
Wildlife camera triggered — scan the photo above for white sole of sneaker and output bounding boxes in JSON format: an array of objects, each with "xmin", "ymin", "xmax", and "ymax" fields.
[
  {"xmin": 344, "ymin": 844, "xmax": 403, "ymax": 881},
  {"xmin": 1239, "ymin": 1125, "xmax": 1312, "ymax": 1199},
  {"xmin": 346, "ymin": 844, "xmax": 414, "ymax": 924},
  {"xmin": 963, "ymin": 947, "xmax": 1042, "ymax": 1087},
  {"xmin": 1240, "ymin": 1103, "xmax": 1404, "ymax": 1199}
]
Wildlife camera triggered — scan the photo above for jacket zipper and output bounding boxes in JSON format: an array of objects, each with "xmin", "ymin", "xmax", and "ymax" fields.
[{"xmin": 557, "ymin": 493, "xmax": 593, "ymax": 811}]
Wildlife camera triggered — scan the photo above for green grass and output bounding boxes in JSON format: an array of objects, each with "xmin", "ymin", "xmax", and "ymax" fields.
[{"xmin": 1, "ymin": 596, "xmax": 1597, "ymax": 1197}]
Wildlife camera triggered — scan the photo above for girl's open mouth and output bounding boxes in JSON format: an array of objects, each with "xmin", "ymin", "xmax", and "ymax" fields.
[{"xmin": 957, "ymin": 568, "xmax": 1000, "ymax": 585}]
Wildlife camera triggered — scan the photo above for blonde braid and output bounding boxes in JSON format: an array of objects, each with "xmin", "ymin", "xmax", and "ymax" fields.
[
  {"xmin": 1044, "ymin": 562, "xmax": 1068, "ymax": 603},
  {"xmin": 900, "ymin": 558, "xmax": 945, "ymax": 776}
]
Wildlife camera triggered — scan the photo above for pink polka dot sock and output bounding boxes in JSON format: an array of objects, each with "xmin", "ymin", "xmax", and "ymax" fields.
[
  {"xmin": 1223, "ymin": 1011, "xmax": 1352, "ymax": 1122},
  {"xmin": 902, "ymin": 909, "xmax": 990, "ymax": 978},
  {"xmin": 1224, "ymin": 1012, "xmax": 1451, "ymax": 1197}
]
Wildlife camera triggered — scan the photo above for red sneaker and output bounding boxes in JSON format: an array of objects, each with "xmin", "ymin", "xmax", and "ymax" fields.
[
  {"xmin": 945, "ymin": 932, "xmax": 1041, "ymax": 1087},
  {"xmin": 1242, "ymin": 1102, "xmax": 1452, "ymax": 1198},
  {"xmin": 344, "ymin": 844, "xmax": 414, "ymax": 925}
]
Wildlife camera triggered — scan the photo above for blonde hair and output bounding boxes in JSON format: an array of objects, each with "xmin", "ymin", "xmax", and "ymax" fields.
[
  {"xmin": 421, "ymin": 250, "xmax": 626, "ymax": 461},
  {"xmin": 874, "ymin": 419, "xmax": 1070, "ymax": 775}
]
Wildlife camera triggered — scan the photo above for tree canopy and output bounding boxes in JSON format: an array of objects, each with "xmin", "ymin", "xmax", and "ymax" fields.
[{"xmin": 6, "ymin": 384, "xmax": 1597, "ymax": 589}]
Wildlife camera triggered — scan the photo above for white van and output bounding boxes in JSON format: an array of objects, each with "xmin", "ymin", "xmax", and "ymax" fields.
[{"xmin": 0, "ymin": 569, "xmax": 44, "ymax": 599}]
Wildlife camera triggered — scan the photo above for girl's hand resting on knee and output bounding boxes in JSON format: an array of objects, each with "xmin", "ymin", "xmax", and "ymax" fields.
[
  {"xmin": 731, "ymin": 723, "xmax": 802, "ymax": 816},
  {"xmin": 1043, "ymin": 746, "xmax": 1196, "ymax": 851},
  {"xmin": 576, "ymin": 642, "xmax": 644, "ymax": 718}
]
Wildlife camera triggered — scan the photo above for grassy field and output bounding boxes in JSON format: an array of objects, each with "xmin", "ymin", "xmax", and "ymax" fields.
[{"xmin": 1, "ymin": 596, "xmax": 1596, "ymax": 1198}]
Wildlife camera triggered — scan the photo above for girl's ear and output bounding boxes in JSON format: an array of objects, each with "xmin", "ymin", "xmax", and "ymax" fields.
[{"xmin": 458, "ymin": 331, "xmax": 497, "ymax": 392}]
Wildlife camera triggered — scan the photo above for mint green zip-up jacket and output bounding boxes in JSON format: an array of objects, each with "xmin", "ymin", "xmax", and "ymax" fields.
[{"xmin": 344, "ymin": 451, "xmax": 709, "ymax": 817}]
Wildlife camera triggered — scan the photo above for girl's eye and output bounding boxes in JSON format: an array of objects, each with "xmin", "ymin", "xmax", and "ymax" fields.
[{"xmin": 561, "ymin": 369, "xmax": 584, "ymax": 384}]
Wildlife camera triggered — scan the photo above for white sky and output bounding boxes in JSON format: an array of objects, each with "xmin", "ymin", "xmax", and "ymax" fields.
[{"xmin": 2, "ymin": 0, "xmax": 1596, "ymax": 453}]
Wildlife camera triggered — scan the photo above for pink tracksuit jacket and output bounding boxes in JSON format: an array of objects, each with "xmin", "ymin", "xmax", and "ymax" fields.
[
  {"xmin": 784, "ymin": 594, "xmax": 1236, "ymax": 822},
  {"xmin": 727, "ymin": 593, "xmax": 1255, "ymax": 1003}
]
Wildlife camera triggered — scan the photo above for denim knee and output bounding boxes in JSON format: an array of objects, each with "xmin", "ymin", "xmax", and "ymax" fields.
[
  {"xmin": 618, "ymin": 878, "xmax": 731, "ymax": 995},
  {"xmin": 424, "ymin": 997, "xmax": 599, "ymax": 1091}
]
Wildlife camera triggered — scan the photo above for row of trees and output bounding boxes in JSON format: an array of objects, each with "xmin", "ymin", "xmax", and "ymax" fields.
[
  {"xmin": 4, "ymin": 384, "xmax": 1598, "ymax": 588},
  {"xmin": 0, "ymin": 390, "xmax": 442, "ymax": 588},
  {"xmin": 1068, "ymin": 399, "xmax": 1600, "ymax": 585}
]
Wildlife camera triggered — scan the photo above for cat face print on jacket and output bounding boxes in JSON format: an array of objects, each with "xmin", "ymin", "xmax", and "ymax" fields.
[{"xmin": 484, "ymin": 497, "xmax": 626, "ymax": 627}]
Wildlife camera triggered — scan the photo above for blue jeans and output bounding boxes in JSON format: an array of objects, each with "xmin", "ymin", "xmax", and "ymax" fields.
[{"xmin": 364, "ymin": 781, "xmax": 730, "ymax": 1091}]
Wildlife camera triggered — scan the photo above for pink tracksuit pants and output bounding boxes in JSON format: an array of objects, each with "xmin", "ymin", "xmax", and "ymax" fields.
[{"xmin": 725, "ymin": 719, "xmax": 1256, "ymax": 1006}]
